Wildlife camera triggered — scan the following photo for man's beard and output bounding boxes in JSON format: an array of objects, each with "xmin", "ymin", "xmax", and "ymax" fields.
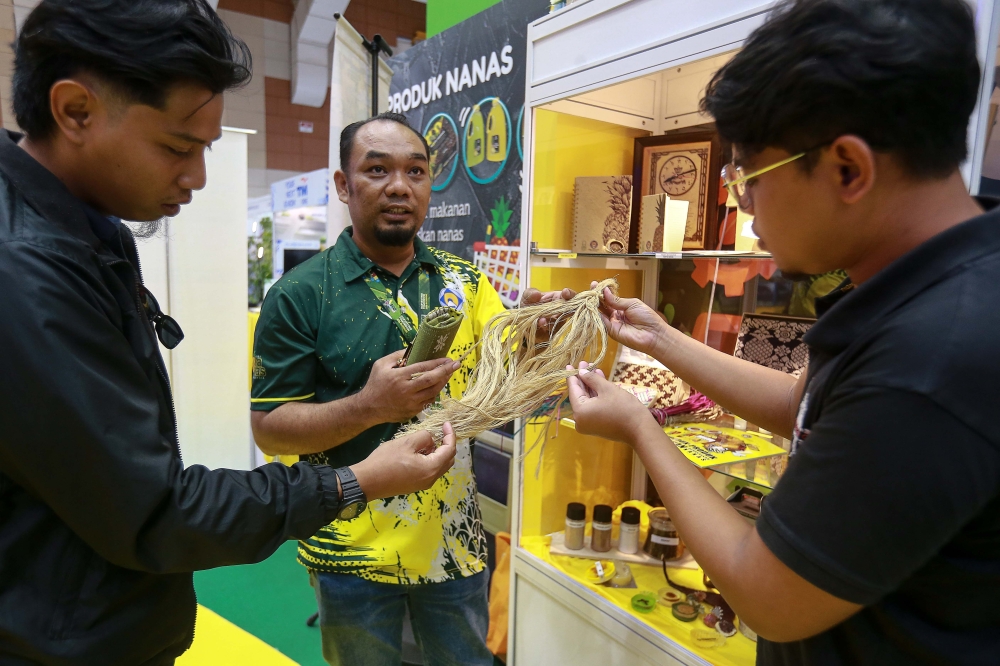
[
  {"xmin": 373, "ymin": 222, "xmax": 418, "ymax": 247},
  {"xmin": 123, "ymin": 218, "xmax": 166, "ymax": 240}
]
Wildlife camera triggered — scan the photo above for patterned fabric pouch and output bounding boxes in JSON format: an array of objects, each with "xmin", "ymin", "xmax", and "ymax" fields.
[
  {"xmin": 733, "ymin": 314, "xmax": 813, "ymax": 377},
  {"xmin": 609, "ymin": 346, "xmax": 691, "ymax": 409}
]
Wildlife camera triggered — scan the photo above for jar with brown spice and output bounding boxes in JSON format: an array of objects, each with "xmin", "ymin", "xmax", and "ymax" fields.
[
  {"xmin": 644, "ymin": 507, "xmax": 685, "ymax": 561},
  {"xmin": 565, "ymin": 502, "xmax": 586, "ymax": 550},
  {"xmin": 591, "ymin": 504, "xmax": 613, "ymax": 552}
]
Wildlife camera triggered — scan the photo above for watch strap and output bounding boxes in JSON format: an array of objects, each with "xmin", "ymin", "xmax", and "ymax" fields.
[{"xmin": 333, "ymin": 466, "xmax": 366, "ymax": 518}]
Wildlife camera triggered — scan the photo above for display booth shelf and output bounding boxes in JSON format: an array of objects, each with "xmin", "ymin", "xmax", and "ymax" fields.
[
  {"xmin": 508, "ymin": 0, "xmax": 808, "ymax": 666},
  {"xmin": 554, "ymin": 417, "xmax": 787, "ymax": 491},
  {"xmin": 513, "ymin": 545, "xmax": 749, "ymax": 666},
  {"xmin": 530, "ymin": 250, "xmax": 773, "ymax": 270},
  {"xmin": 508, "ymin": 1, "xmax": 1000, "ymax": 664}
]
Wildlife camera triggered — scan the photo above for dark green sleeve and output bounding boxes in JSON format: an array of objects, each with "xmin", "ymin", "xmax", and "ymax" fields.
[{"xmin": 251, "ymin": 284, "xmax": 320, "ymax": 412}]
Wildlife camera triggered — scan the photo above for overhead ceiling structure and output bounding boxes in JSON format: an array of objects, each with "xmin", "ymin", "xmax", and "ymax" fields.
[
  {"xmin": 16, "ymin": 0, "xmax": 221, "ymax": 33},
  {"xmin": 291, "ymin": 0, "xmax": 350, "ymax": 107},
  {"xmin": 13, "ymin": 0, "xmax": 350, "ymax": 109}
]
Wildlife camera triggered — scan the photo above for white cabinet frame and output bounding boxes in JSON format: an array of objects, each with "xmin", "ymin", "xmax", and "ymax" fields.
[{"xmin": 508, "ymin": 1, "xmax": 1000, "ymax": 664}]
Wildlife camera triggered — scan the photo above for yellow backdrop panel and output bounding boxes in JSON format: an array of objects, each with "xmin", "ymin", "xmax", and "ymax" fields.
[
  {"xmin": 531, "ymin": 108, "xmax": 648, "ymax": 251},
  {"xmin": 521, "ymin": 110, "xmax": 651, "ymax": 538}
]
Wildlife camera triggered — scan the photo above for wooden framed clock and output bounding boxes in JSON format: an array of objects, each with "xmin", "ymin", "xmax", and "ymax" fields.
[{"xmin": 630, "ymin": 131, "xmax": 722, "ymax": 251}]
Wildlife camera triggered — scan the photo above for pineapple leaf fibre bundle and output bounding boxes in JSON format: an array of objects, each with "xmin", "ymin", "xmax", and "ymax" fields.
[{"xmin": 398, "ymin": 279, "xmax": 619, "ymax": 441}]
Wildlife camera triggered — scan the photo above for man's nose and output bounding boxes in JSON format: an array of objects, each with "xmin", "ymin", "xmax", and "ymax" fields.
[
  {"xmin": 384, "ymin": 170, "xmax": 410, "ymax": 197},
  {"xmin": 177, "ymin": 153, "xmax": 208, "ymax": 192}
]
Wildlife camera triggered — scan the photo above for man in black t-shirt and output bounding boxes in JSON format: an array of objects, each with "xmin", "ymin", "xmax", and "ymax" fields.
[{"xmin": 541, "ymin": 0, "xmax": 1000, "ymax": 663}]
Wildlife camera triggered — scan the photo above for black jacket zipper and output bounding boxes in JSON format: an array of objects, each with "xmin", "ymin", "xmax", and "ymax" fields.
[
  {"xmin": 104, "ymin": 234, "xmax": 182, "ymax": 463},
  {"xmin": 112, "ymin": 229, "xmax": 197, "ymax": 642}
]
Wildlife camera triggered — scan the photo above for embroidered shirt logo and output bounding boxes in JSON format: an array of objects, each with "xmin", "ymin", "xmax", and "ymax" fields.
[
  {"xmin": 252, "ymin": 355, "xmax": 267, "ymax": 379},
  {"xmin": 439, "ymin": 287, "xmax": 464, "ymax": 309}
]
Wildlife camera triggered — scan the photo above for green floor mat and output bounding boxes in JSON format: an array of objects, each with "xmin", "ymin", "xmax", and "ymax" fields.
[
  {"xmin": 194, "ymin": 541, "xmax": 324, "ymax": 666},
  {"xmin": 195, "ymin": 542, "xmax": 506, "ymax": 666}
]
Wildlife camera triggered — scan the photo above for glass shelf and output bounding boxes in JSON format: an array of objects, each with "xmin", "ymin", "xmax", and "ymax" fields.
[
  {"xmin": 707, "ymin": 458, "xmax": 785, "ymax": 490},
  {"xmin": 529, "ymin": 248, "xmax": 773, "ymax": 269},
  {"xmin": 552, "ymin": 417, "xmax": 787, "ymax": 491},
  {"xmin": 531, "ymin": 248, "xmax": 773, "ymax": 259}
]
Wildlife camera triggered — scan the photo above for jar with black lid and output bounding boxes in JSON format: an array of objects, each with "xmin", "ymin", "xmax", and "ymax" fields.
[
  {"xmin": 591, "ymin": 504, "xmax": 613, "ymax": 552},
  {"xmin": 644, "ymin": 507, "xmax": 685, "ymax": 561},
  {"xmin": 618, "ymin": 506, "xmax": 641, "ymax": 554},
  {"xmin": 565, "ymin": 502, "xmax": 586, "ymax": 550}
]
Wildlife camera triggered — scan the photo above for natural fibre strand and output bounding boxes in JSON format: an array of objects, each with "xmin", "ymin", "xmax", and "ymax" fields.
[{"xmin": 398, "ymin": 279, "xmax": 619, "ymax": 442}]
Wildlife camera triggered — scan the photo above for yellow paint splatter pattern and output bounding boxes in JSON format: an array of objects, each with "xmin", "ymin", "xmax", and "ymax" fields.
[{"xmin": 295, "ymin": 246, "xmax": 507, "ymax": 584}]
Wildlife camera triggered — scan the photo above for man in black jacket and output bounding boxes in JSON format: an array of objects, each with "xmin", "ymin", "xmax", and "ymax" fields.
[{"xmin": 0, "ymin": 1, "xmax": 458, "ymax": 664}]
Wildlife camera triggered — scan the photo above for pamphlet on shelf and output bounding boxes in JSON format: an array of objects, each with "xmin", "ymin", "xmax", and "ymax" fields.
[
  {"xmin": 735, "ymin": 209, "xmax": 759, "ymax": 252},
  {"xmin": 571, "ymin": 175, "xmax": 633, "ymax": 254},
  {"xmin": 637, "ymin": 193, "xmax": 665, "ymax": 253},
  {"xmin": 665, "ymin": 424, "xmax": 786, "ymax": 468},
  {"xmin": 664, "ymin": 199, "xmax": 689, "ymax": 252}
]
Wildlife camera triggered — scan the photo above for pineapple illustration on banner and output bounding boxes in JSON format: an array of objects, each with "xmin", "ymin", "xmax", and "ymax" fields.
[{"xmin": 474, "ymin": 196, "xmax": 519, "ymax": 307}]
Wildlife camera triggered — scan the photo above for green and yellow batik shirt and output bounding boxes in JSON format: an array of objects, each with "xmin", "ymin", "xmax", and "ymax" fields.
[{"xmin": 251, "ymin": 227, "xmax": 506, "ymax": 584}]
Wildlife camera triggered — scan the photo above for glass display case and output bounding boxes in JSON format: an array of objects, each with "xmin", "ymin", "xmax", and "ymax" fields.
[
  {"xmin": 513, "ymin": 60, "xmax": 789, "ymax": 666},
  {"xmin": 507, "ymin": 2, "xmax": 1000, "ymax": 665}
]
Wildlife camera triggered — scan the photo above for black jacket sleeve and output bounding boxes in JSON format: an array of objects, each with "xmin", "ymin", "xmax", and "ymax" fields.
[{"xmin": 0, "ymin": 239, "xmax": 340, "ymax": 574}]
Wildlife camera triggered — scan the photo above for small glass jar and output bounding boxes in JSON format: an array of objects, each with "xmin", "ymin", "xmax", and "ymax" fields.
[
  {"xmin": 644, "ymin": 507, "xmax": 685, "ymax": 561},
  {"xmin": 565, "ymin": 502, "xmax": 586, "ymax": 550},
  {"xmin": 611, "ymin": 561, "xmax": 633, "ymax": 587},
  {"xmin": 618, "ymin": 507, "xmax": 641, "ymax": 554},
  {"xmin": 591, "ymin": 504, "xmax": 613, "ymax": 552}
]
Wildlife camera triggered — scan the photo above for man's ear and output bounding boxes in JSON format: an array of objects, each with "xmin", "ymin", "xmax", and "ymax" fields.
[
  {"xmin": 334, "ymin": 169, "xmax": 350, "ymax": 204},
  {"xmin": 48, "ymin": 79, "xmax": 100, "ymax": 146},
  {"xmin": 827, "ymin": 135, "xmax": 876, "ymax": 205}
]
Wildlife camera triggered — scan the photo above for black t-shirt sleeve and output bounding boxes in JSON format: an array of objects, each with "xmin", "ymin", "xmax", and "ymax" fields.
[{"xmin": 757, "ymin": 386, "xmax": 999, "ymax": 605}]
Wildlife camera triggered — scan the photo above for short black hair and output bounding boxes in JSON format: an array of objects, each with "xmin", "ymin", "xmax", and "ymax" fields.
[
  {"xmin": 339, "ymin": 112, "xmax": 430, "ymax": 174},
  {"xmin": 702, "ymin": 0, "xmax": 979, "ymax": 178},
  {"xmin": 13, "ymin": 0, "xmax": 252, "ymax": 139}
]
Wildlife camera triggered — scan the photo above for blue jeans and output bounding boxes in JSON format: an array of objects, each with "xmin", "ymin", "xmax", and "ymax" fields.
[{"xmin": 312, "ymin": 570, "xmax": 493, "ymax": 666}]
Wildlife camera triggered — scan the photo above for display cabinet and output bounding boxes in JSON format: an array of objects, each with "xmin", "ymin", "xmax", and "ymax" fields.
[{"xmin": 507, "ymin": 1, "xmax": 1000, "ymax": 664}]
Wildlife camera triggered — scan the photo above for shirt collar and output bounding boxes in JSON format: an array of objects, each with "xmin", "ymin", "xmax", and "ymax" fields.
[
  {"xmin": 0, "ymin": 129, "xmax": 100, "ymax": 249},
  {"xmin": 804, "ymin": 197, "xmax": 1000, "ymax": 356},
  {"xmin": 83, "ymin": 205, "xmax": 122, "ymax": 245},
  {"xmin": 334, "ymin": 226, "xmax": 443, "ymax": 282}
]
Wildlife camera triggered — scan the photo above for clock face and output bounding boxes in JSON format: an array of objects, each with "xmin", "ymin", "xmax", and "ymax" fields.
[{"xmin": 658, "ymin": 155, "xmax": 698, "ymax": 196}]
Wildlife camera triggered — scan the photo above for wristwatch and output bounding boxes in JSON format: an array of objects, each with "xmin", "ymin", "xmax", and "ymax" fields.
[{"xmin": 333, "ymin": 467, "xmax": 367, "ymax": 521}]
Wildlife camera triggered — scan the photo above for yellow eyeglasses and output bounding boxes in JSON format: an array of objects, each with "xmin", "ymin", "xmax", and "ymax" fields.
[{"xmin": 721, "ymin": 152, "xmax": 807, "ymax": 214}]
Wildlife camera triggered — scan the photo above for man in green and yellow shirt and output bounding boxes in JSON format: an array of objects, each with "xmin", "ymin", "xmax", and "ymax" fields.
[{"xmin": 251, "ymin": 113, "xmax": 505, "ymax": 666}]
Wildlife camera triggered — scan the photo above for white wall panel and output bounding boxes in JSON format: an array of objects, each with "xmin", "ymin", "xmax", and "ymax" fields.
[
  {"xmin": 167, "ymin": 130, "xmax": 250, "ymax": 471},
  {"xmin": 132, "ymin": 228, "xmax": 172, "ymax": 382},
  {"xmin": 965, "ymin": 0, "xmax": 1000, "ymax": 188}
]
